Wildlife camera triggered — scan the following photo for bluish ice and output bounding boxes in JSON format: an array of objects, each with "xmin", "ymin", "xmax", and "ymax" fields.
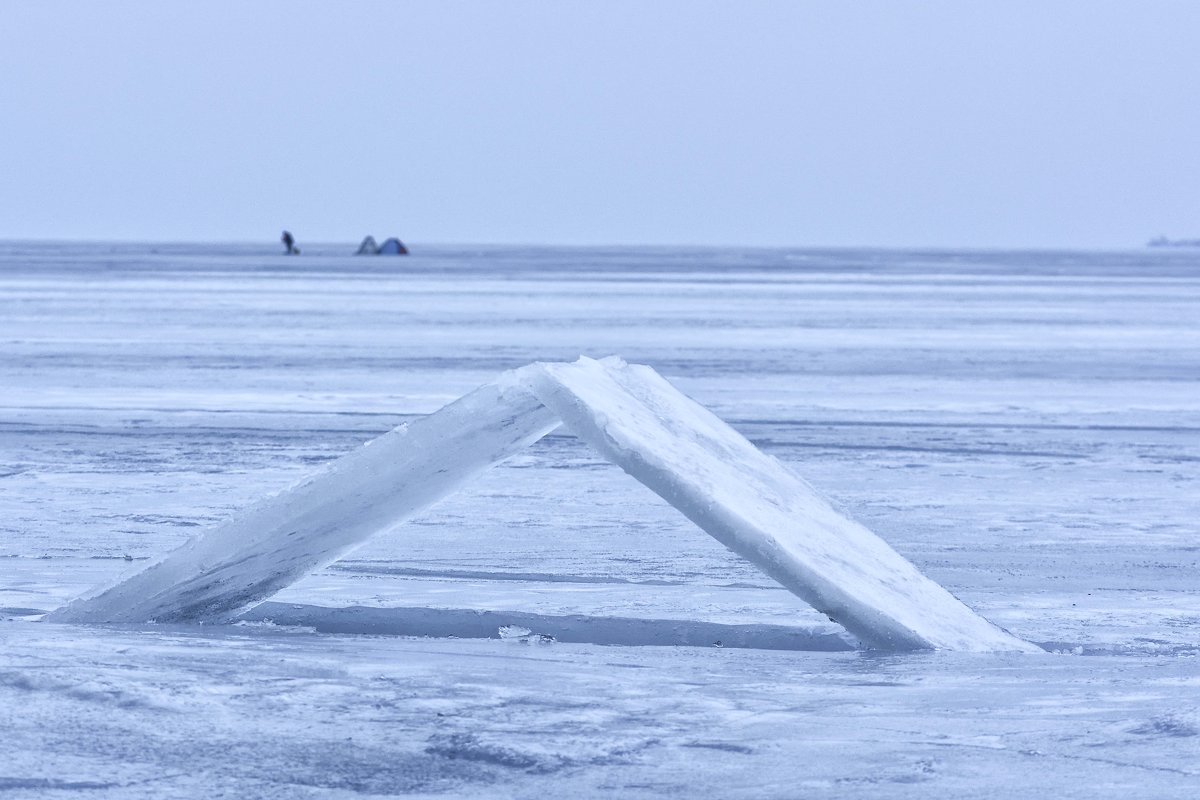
[{"xmin": 1, "ymin": 242, "xmax": 1198, "ymax": 797}]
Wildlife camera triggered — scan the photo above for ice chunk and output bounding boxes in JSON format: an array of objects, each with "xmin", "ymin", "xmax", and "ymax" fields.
[
  {"xmin": 47, "ymin": 381, "xmax": 560, "ymax": 624},
  {"xmin": 517, "ymin": 357, "xmax": 1039, "ymax": 652},
  {"xmin": 48, "ymin": 356, "xmax": 1037, "ymax": 652}
]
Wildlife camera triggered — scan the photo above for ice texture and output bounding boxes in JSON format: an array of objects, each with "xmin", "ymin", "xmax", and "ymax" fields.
[
  {"xmin": 518, "ymin": 357, "xmax": 1037, "ymax": 652},
  {"xmin": 6, "ymin": 243, "xmax": 1198, "ymax": 797},
  {"xmin": 50, "ymin": 353, "xmax": 1031, "ymax": 652},
  {"xmin": 47, "ymin": 383, "xmax": 560, "ymax": 624}
]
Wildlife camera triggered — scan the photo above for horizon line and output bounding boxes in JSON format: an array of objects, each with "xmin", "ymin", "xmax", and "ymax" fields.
[{"xmin": 0, "ymin": 236, "xmax": 1178, "ymax": 254}]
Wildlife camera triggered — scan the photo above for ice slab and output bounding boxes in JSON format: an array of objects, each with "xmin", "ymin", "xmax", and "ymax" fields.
[
  {"xmin": 47, "ymin": 382, "xmax": 560, "ymax": 624},
  {"xmin": 517, "ymin": 357, "xmax": 1038, "ymax": 652},
  {"xmin": 49, "ymin": 356, "xmax": 1036, "ymax": 652},
  {"xmin": 243, "ymin": 603, "xmax": 856, "ymax": 652}
]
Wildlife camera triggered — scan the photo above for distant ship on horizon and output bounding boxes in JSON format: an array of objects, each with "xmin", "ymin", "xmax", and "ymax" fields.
[{"xmin": 1147, "ymin": 235, "xmax": 1200, "ymax": 248}]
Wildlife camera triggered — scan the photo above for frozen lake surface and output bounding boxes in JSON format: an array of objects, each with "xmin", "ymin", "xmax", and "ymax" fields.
[{"xmin": 2, "ymin": 242, "xmax": 1199, "ymax": 796}]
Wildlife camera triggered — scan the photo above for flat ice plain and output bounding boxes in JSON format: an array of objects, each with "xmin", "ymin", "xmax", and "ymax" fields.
[{"xmin": 1, "ymin": 242, "xmax": 1198, "ymax": 797}]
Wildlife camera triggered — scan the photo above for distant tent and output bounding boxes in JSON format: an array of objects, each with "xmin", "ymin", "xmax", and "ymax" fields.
[
  {"xmin": 355, "ymin": 236, "xmax": 409, "ymax": 255},
  {"xmin": 378, "ymin": 237, "xmax": 409, "ymax": 255}
]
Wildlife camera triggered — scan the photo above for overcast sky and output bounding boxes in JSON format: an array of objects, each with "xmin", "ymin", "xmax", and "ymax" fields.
[{"xmin": 1, "ymin": 2, "xmax": 1198, "ymax": 248}]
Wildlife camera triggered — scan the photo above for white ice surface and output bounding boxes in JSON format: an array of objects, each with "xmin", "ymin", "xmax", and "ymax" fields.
[
  {"xmin": 3, "ymin": 243, "xmax": 1199, "ymax": 797},
  {"xmin": 3, "ymin": 621, "xmax": 1200, "ymax": 799}
]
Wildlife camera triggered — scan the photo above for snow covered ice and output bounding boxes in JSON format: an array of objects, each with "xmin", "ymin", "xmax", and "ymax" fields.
[{"xmin": 2, "ymin": 242, "xmax": 1200, "ymax": 797}]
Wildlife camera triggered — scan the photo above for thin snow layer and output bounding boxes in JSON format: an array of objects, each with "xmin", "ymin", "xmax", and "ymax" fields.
[
  {"xmin": 519, "ymin": 357, "xmax": 1037, "ymax": 652},
  {"xmin": 48, "ymin": 383, "xmax": 560, "ymax": 623}
]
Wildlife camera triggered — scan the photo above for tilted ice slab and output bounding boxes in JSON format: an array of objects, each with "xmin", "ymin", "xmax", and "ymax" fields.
[
  {"xmin": 520, "ymin": 359, "xmax": 1037, "ymax": 652},
  {"xmin": 48, "ymin": 383, "xmax": 561, "ymax": 625},
  {"xmin": 49, "ymin": 357, "xmax": 1037, "ymax": 652}
]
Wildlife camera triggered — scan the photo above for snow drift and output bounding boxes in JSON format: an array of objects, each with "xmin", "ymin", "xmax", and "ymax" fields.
[{"xmin": 47, "ymin": 357, "xmax": 1037, "ymax": 652}]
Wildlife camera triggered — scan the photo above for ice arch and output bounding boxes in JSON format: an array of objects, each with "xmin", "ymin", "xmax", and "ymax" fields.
[{"xmin": 48, "ymin": 357, "xmax": 1038, "ymax": 652}]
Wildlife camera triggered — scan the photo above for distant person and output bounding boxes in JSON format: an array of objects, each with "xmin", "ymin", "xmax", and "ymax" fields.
[{"xmin": 281, "ymin": 230, "xmax": 300, "ymax": 255}]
